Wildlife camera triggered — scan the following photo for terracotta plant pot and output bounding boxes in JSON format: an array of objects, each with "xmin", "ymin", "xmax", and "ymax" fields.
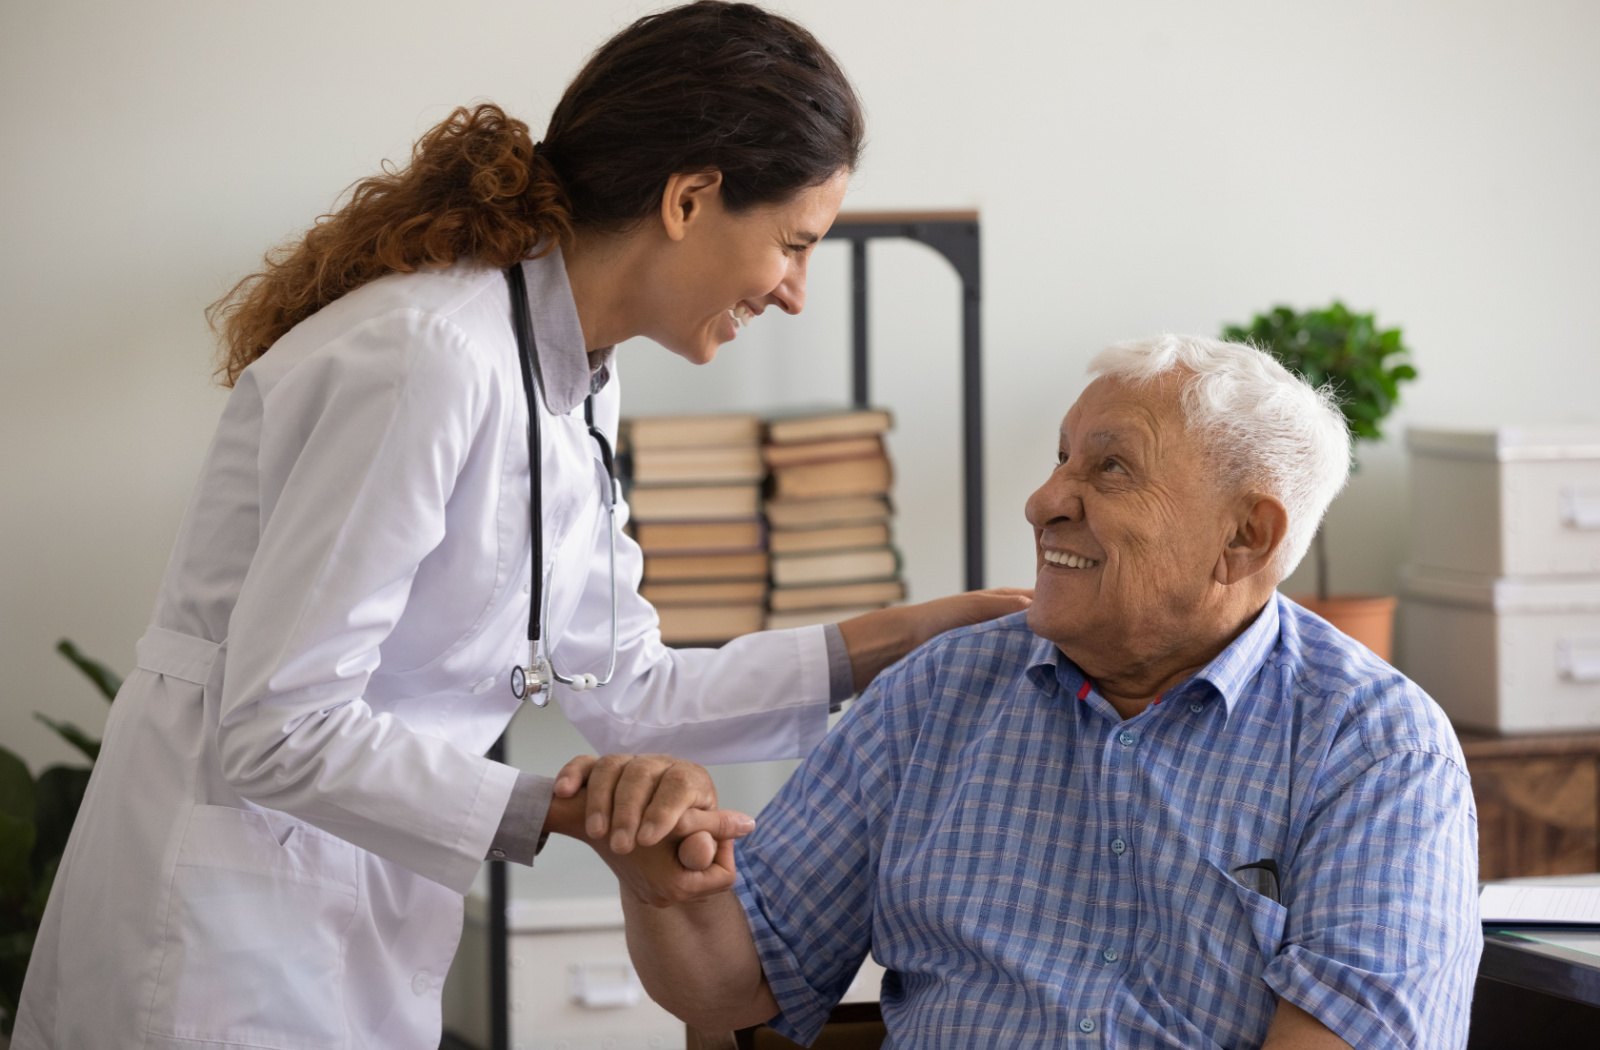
[{"xmin": 1287, "ymin": 594, "xmax": 1397, "ymax": 662}]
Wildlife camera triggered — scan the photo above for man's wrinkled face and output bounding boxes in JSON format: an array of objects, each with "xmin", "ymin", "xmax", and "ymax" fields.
[{"xmin": 1024, "ymin": 375, "xmax": 1238, "ymax": 662}]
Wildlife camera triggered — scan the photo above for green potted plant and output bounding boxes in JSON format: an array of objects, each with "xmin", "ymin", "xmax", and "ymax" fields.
[
  {"xmin": 1222, "ymin": 301, "xmax": 1417, "ymax": 659},
  {"xmin": 1, "ymin": 641, "xmax": 120, "ymax": 1037}
]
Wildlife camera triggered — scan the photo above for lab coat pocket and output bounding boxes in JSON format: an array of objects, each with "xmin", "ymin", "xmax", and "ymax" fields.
[{"xmin": 147, "ymin": 804, "xmax": 359, "ymax": 1050}]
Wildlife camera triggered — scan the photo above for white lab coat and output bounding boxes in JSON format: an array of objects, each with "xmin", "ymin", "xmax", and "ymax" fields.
[{"xmin": 13, "ymin": 250, "xmax": 832, "ymax": 1050}]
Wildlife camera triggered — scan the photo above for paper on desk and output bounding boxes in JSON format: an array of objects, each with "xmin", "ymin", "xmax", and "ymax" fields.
[{"xmin": 1480, "ymin": 884, "xmax": 1600, "ymax": 926}]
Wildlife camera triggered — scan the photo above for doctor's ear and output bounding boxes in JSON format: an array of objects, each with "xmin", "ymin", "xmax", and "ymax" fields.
[
  {"xmin": 658, "ymin": 171, "xmax": 724, "ymax": 241},
  {"xmin": 1215, "ymin": 494, "xmax": 1288, "ymax": 586}
]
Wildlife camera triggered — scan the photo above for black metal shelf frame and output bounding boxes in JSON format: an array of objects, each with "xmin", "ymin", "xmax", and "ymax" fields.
[
  {"xmin": 482, "ymin": 210, "xmax": 983, "ymax": 1050},
  {"xmin": 824, "ymin": 210, "xmax": 984, "ymax": 592}
]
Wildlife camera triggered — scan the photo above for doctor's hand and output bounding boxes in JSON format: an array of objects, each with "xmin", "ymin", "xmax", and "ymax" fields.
[
  {"xmin": 551, "ymin": 753, "xmax": 751, "ymax": 855},
  {"xmin": 544, "ymin": 788, "xmax": 748, "ymax": 906},
  {"xmin": 839, "ymin": 587, "xmax": 1034, "ymax": 692}
]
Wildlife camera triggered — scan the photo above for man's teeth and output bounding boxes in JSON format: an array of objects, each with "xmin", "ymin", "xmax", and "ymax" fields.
[
  {"xmin": 1043, "ymin": 550, "xmax": 1100, "ymax": 569},
  {"xmin": 730, "ymin": 304, "xmax": 755, "ymax": 328}
]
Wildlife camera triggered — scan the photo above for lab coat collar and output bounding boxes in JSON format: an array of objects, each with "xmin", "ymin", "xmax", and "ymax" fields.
[{"xmin": 518, "ymin": 244, "xmax": 614, "ymax": 416}]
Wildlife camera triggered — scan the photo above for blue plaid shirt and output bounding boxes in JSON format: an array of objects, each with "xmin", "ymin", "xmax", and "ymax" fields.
[{"xmin": 735, "ymin": 595, "xmax": 1480, "ymax": 1049}]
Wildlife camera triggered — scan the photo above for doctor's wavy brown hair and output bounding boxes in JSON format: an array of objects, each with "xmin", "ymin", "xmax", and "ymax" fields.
[{"xmin": 209, "ymin": 1, "xmax": 864, "ymax": 386}]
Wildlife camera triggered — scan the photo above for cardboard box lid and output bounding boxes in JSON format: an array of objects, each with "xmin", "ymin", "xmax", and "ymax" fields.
[
  {"xmin": 1401, "ymin": 563, "xmax": 1600, "ymax": 612},
  {"xmin": 1408, "ymin": 425, "xmax": 1600, "ymax": 463}
]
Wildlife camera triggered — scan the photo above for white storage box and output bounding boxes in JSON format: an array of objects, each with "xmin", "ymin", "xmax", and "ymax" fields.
[
  {"xmin": 443, "ymin": 895, "xmax": 683, "ymax": 1050},
  {"xmin": 1407, "ymin": 426, "xmax": 1600, "ymax": 577},
  {"xmin": 1400, "ymin": 564, "xmax": 1600, "ymax": 733}
]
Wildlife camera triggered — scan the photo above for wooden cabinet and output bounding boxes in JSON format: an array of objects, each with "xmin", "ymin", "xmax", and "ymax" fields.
[{"xmin": 1457, "ymin": 728, "xmax": 1600, "ymax": 880}]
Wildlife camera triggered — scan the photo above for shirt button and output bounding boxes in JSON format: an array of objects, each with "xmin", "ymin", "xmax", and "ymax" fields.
[
  {"xmin": 490, "ymin": 847, "xmax": 507, "ymax": 859},
  {"xmin": 1118, "ymin": 731, "xmax": 1136, "ymax": 746},
  {"xmin": 1189, "ymin": 701, "xmax": 1203, "ymax": 713},
  {"xmin": 412, "ymin": 972, "xmax": 431, "ymax": 996},
  {"xmin": 1102, "ymin": 948, "xmax": 1119, "ymax": 962},
  {"xmin": 1079, "ymin": 1017, "xmax": 1097, "ymax": 1033},
  {"xmin": 1110, "ymin": 838, "xmax": 1127, "ymax": 855},
  {"xmin": 472, "ymin": 677, "xmax": 496, "ymax": 694},
  {"xmin": 523, "ymin": 580, "xmax": 532, "ymax": 594}
]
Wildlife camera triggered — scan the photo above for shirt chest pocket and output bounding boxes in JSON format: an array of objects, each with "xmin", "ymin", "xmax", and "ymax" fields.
[{"xmin": 146, "ymin": 804, "xmax": 359, "ymax": 1050}]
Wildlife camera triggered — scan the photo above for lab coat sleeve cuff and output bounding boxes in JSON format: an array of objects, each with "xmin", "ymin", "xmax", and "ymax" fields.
[
  {"xmin": 823, "ymin": 622, "xmax": 855, "ymax": 713},
  {"xmin": 442, "ymin": 758, "xmax": 521, "ymax": 893},
  {"xmin": 488, "ymin": 772, "xmax": 557, "ymax": 866}
]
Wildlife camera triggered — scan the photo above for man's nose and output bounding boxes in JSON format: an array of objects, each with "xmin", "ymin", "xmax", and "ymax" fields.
[{"xmin": 1025, "ymin": 471, "xmax": 1083, "ymax": 529}]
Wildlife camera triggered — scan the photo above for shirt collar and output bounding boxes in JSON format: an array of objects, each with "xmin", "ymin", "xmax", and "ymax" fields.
[
  {"xmin": 517, "ymin": 244, "xmax": 614, "ymax": 416},
  {"xmin": 1024, "ymin": 594, "xmax": 1282, "ymax": 719}
]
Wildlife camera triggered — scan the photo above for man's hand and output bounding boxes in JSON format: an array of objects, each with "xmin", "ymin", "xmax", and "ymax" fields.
[
  {"xmin": 552, "ymin": 752, "xmax": 745, "ymax": 853},
  {"xmin": 839, "ymin": 587, "xmax": 1033, "ymax": 691},
  {"xmin": 544, "ymin": 787, "xmax": 752, "ymax": 906}
]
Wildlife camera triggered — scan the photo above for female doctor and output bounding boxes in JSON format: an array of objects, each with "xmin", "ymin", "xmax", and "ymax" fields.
[{"xmin": 14, "ymin": 4, "xmax": 1026, "ymax": 1049}]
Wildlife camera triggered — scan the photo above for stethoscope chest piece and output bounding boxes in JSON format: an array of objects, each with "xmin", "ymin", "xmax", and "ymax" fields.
[{"xmin": 510, "ymin": 657, "xmax": 553, "ymax": 707}]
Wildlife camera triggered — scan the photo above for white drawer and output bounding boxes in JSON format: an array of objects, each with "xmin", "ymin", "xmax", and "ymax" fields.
[
  {"xmin": 1408, "ymin": 426, "xmax": 1600, "ymax": 577},
  {"xmin": 1400, "ymin": 564, "xmax": 1600, "ymax": 733},
  {"xmin": 445, "ymin": 896, "xmax": 684, "ymax": 1050}
]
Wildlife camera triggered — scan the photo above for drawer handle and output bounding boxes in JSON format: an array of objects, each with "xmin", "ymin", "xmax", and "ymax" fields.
[
  {"xmin": 1561, "ymin": 486, "xmax": 1600, "ymax": 529},
  {"xmin": 567, "ymin": 959, "xmax": 643, "ymax": 1009},
  {"xmin": 1557, "ymin": 637, "xmax": 1600, "ymax": 683}
]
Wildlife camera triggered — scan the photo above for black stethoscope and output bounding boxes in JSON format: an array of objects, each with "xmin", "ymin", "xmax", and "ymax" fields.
[{"xmin": 505, "ymin": 263, "xmax": 620, "ymax": 706}]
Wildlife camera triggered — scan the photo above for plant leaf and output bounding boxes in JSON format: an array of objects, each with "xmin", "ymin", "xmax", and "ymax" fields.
[
  {"xmin": 0, "ymin": 810, "xmax": 35, "ymax": 902},
  {"xmin": 56, "ymin": 639, "xmax": 122, "ymax": 701},
  {"xmin": 0, "ymin": 748, "xmax": 33, "ymax": 824},
  {"xmin": 33, "ymin": 714, "xmax": 99, "ymax": 764},
  {"xmin": 31, "ymin": 765, "xmax": 90, "ymax": 876},
  {"xmin": 1220, "ymin": 302, "xmax": 1417, "ymax": 446}
]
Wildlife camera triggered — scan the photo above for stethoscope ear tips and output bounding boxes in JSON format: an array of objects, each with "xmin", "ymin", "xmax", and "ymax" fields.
[{"xmin": 571, "ymin": 673, "xmax": 599, "ymax": 691}]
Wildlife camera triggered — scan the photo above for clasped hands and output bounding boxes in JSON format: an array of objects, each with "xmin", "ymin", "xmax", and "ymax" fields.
[{"xmin": 542, "ymin": 752, "xmax": 751, "ymax": 907}]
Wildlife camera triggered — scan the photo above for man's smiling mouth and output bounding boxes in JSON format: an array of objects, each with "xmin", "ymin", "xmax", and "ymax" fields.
[{"xmin": 1043, "ymin": 550, "xmax": 1100, "ymax": 569}]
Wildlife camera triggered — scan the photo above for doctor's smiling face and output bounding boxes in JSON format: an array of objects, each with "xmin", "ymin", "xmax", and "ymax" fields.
[
  {"xmin": 630, "ymin": 167, "xmax": 849, "ymax": 365},
  {"xmin": 1024, "ymin": 373, "xmax": 1282, "ymax": 698}
]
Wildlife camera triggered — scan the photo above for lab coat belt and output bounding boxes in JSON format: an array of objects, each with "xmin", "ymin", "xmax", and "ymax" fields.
[{"xmin": 135, "ymin": 626, "xmax": 223, "ymax": 685}]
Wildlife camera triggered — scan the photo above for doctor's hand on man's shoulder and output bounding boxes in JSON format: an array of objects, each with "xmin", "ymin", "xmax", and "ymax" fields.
[
  {"xmin": 544, "ymin": 753, "xmax": 754, "ymax": 906},
  {"xmin": 840, "ymin": 587, "xmax": 1033, "ymax": 692}
]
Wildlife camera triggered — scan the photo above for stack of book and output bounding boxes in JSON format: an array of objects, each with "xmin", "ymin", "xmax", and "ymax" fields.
[
  {"xmin": 623, "ymin": 413, "xmax": 769, "ymax": 645},
  {"xmin": 762, "ymin": 409, "xmax": 905, "ymax": 630}
]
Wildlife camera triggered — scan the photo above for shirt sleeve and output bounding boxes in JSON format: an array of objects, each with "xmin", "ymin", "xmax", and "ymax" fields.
[
  {"xmin": 732, "ymin": 669, "xmax": 901, "ymax": 1044},
  {"xmin": 218, "ymin": 310, "xmax": 519, "ymax": 894},
  {"xmin": 488, "ymin": 772, "xmax": 556, "ymax": 865},
  {"xmin": 1263, "ymin": 746, "xmax": 1481, "ymax": 1050}
]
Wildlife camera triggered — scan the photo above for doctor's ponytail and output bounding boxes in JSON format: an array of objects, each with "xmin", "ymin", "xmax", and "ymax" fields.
[{"xmin": 210, "ymin": 1, "xmax": 863, "ymax": 387}]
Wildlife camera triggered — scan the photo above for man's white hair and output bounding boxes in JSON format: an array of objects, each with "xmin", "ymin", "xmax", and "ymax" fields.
[{"xmin": 1087, "ymin": 334, "xmax": 1351, "ymax": 580}]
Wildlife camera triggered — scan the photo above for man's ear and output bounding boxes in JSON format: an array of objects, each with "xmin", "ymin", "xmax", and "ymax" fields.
[
  {"xmin": 658, "ymin": 170, "xmax": 724, "ymax": 242},
  {"xmin": 1215, "ymin": 494, "xmax": 1288, "ymax": 586}
]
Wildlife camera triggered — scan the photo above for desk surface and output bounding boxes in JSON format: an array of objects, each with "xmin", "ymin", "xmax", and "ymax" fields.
[{"xmin": 1479, "ymin": 874, "xmax": 1600, "ymax": 1009}]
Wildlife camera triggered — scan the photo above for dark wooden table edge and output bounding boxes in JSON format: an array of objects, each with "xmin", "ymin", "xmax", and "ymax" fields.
[{"xmin": 1481, "ymin": 930, "xmax": 1600, "ymax": 1008}]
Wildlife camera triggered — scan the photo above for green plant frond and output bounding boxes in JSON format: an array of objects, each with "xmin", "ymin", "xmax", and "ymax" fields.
[
  {"xmin": 30, "ymin": 766, "xmax": 90, "ymax": 877},
  {"xmin": 32, "ymin": 714, "xmax": 100, "ymax": 764},
  {"xmin": 1220, "ymin": 301, "xmax": 1417, "ymax": 445},
  {"xmin": 0, "ymin": 749, "xmax": 33, "ymax": 825},
  {"xmin": 55, "ymin": 639, "xmax": 122, "ymax": 701},
  {"xmin": 0, "ymin": 810, "xmax": 36, "ymax": 901}
]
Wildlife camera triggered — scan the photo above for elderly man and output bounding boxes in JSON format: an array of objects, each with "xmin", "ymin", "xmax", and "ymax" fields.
[{"xmin": 587, "ymin": 335, "xmax": 1481, "ymax": 1049}]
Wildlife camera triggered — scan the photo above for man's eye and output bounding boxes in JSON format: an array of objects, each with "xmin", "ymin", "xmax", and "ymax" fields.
[
  {"xmin": 1102, "ymin": 458, "xmax": 1126, "ymax": 474},
  {"xmin": 1056, "ymin": 450, "xmax": 1069, "ymax": 466}
]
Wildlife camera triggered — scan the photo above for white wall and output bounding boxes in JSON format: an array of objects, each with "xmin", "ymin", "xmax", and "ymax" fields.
[{"xmin": 4, "ymin": 0, "xmax": 1599, "ymax": 893}]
